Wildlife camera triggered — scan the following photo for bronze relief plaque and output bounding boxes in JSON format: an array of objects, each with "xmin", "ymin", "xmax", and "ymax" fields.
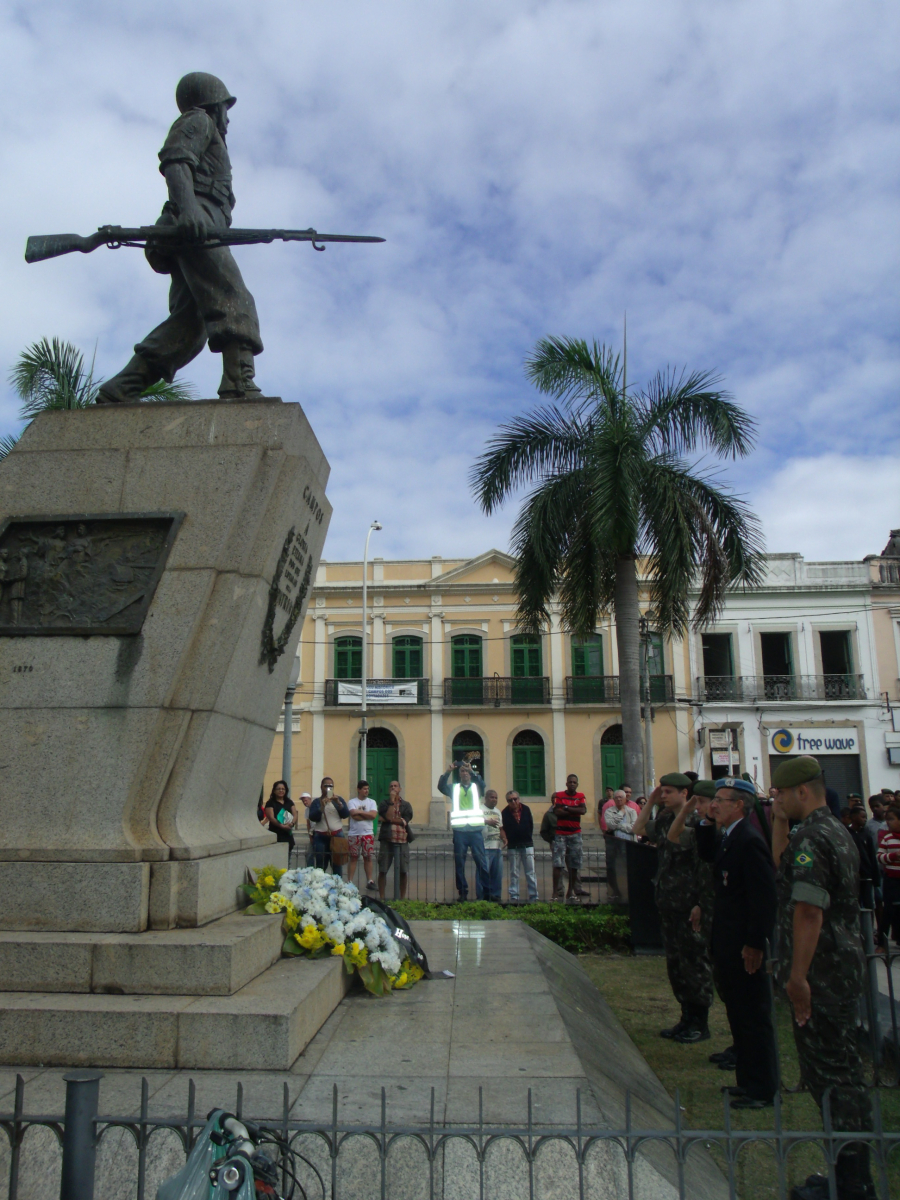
[{"xmin": 0, "ymin": 512, "xmax": 183, "ymax": 636}]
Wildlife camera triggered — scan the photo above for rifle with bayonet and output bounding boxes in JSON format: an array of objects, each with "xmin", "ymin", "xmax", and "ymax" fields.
[{"xmin": 25, "ymin": 225, "xmax": 385, "ymax": 264}]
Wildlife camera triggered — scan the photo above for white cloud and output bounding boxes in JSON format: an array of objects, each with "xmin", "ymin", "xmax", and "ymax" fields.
[
  {"xmin": 0, "ymin": 0, "xmax": 897, "ymax": 561},
  {"xmin": 752, "ymin": 454, "xmax": 900, "ymax": 561}
]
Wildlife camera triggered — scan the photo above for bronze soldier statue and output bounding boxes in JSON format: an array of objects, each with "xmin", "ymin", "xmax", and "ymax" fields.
[{"xmin": 97, "ymin": 73, "xmax": 263, "ymax": 403}]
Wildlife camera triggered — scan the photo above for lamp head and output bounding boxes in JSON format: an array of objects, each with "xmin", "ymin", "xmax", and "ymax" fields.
[{"xmin": 371, "ymin": 521, "xmax": 382, "ymax": 531}]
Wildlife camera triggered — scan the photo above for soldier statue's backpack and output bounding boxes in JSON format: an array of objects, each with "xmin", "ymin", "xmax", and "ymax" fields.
[{"xmin": 361, "ymin": 896, "xmax": 430, "ymax": 977}]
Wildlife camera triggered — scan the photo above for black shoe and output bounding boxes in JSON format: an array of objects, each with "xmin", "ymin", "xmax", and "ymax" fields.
[
  {"xmin": 717, "ymin": 1059, "xmax": 737, "ymax": 1070},
  {"xmin": 721, "ymin": 1086, "xmax": 747, "ymax": 1097},
  {"xmin": 674, "ymin": 1024, "xmax": 711, "ymax": 1044},
  {"xmin": 709, "ymin": 1046, "xmax": 736, "ymax": 1064},
  {"xmin": 730, "ymin": 1095, "xmax": 773, "ymax": 1110},
  {"xmin": 790, "ymin": 1178, "xmax": 830, "ymax": 1200},
  {"xmin": 660, "ymin": 1020, "xmax": 687, "ymax": 1039}
]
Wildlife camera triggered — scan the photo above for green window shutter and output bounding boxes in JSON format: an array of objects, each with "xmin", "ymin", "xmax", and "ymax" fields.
[
  {"xmin": 452, "ymin": 636, "xmax": 482, "ymax": 678},
  {"xmin": 512, "ymin": 746, "xmax": 545, "ymax": 796},
  {"xmin": 647, "ymin": 634, "xmax": 664, "ymax": 677},
  {"xmin": 335, "ymin": 636, "xmax": 362, "ymax": 679},
  {"xmin": 393, "ymin": 636, "xmax": 422, "ymax": 678},
  {"xmin": 572, "ymin": 635, "xmax": 602, "ymax": 677},
  {"xmin": 511, "ymin": 634, "xmax": 542, "ymax": 677}
]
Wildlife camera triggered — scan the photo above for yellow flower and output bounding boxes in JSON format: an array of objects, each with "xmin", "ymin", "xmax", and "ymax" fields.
[
  {"xmin": 397, "ymin": 972, "xmax": 408, "ymax": 986},
  {"xmin": 262, "ymin": 875, "xmax": 275, "ymax": 888},
  {"xmin": 284, "ymin": 907, "xmax": 300, "ymax": 931},
  {"xmin": 331, "ymin": 943, "xmax": 346, "ymax": 956}
]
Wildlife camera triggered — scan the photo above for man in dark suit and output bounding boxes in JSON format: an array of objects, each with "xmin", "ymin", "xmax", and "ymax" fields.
[{"xmin": 694, "ymin": 777, "xmax": 779, "ymax": 1110}]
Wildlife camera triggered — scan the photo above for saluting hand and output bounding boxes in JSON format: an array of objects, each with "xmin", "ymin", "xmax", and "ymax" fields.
[
  {"xmin": 689, "ymin": 905, "xmax": 702, "ymax": 933},
  {"xmin": 742, "ymin": 946, "xmax": 763, "ymax": 975},
  {"xmin": 786, "ymin": 974, "xmax": 812, "ymax": 1025}
]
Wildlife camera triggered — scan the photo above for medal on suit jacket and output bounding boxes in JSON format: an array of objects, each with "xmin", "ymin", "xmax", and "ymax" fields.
[{"xmin": 722, "ymin": 870, "xmax": 729, "ymax": 887}]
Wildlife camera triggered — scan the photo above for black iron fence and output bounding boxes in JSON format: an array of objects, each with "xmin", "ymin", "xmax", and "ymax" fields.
[
  {"xmin": 565, "ymin": 675, "xmax": 675, "ymax": 705},
  {"xmin": 2, "ymin": 1073, "xmax": 897, "ymax": 1200},
  {"xmin": 294, "ymin": 843, "xmax": 611, "ymax": 905},
  {"xmin": 697, "ymin": 675, "xmax": 867, "ymax": 703},
  {"xmin": 442, "ymin": 676, "xmax": 551, "ymax": 706}
]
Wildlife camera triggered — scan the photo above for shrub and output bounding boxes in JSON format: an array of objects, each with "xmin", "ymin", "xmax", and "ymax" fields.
[{"xmin": 392, "ymin": 900, "xmax": 630, "ymax": 954}]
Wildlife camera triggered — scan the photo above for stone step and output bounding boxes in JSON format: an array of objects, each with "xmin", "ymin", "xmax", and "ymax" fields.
[
  {"xmin": 0, "ymin": 912, "xmax": 284, "ymax": 996},
  {"xmin": 0, "ymin": 954, "xmax": 349, "ymax": 1071}
]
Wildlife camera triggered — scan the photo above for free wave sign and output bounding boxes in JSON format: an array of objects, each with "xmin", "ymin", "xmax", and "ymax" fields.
[{"xmin": 768, "ymin": 727, "xmax": 859, "ymax": 755}]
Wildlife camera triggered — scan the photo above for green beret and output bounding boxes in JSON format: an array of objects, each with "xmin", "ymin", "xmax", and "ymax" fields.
[
  {"xmin": 771, "ymin": 756, "xmax": 823, "ymax": 789},
  {"xmin": 690, "ymin": 780, "xmax": 717, "ymax": 799},
  {"xmin": 660, "ymin": 772, "xmax": 691, "ymax": 790}
]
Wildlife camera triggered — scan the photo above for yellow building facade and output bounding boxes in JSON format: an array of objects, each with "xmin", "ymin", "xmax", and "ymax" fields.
[
  {"xmin": 264, "ymin": 549, "xmax": 687, "ymax": 827},
  {"xmin": 264, "ymin": 541, "xmax": 900, "ymax": 824}
]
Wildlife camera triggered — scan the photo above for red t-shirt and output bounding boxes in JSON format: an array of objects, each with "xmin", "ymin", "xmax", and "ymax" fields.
[{"xmin": 551, "ymin": 791, "xmax": 586, "ymax": 836}]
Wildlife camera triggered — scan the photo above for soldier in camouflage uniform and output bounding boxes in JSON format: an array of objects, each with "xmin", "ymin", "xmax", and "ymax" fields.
[
  {"xmin": 772, "ymin": 755, "xmax": 875, "ymax": 1200},
  {"xmin": 632, "ymin": 772, "xmax": 714, "ymax": 1043}
]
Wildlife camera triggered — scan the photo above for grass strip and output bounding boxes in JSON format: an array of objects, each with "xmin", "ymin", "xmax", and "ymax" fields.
[
  {"xmin": 579, "ymin": 953, "xmax": 899, "ymax": 1200},
  {"xmin": 392, "ymin": 899, "xmax": 630, "ymax": 953}
]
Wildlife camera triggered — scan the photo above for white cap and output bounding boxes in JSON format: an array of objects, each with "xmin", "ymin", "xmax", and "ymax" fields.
[{"xmin": 300, "ymin": 791, "xmax": 311, "ymax": 798}]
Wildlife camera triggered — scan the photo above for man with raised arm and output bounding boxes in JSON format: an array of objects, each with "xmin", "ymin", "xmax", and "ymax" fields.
[{"xmin": 632, "ymin": 773, "xmax": 714, "ymax": 1043}]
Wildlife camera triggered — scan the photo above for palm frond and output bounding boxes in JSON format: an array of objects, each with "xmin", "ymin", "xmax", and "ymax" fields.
[
  {"xmin": 641, "ymin": 458, "xmax": 765, "ymax": 632},
  {"xmin": 138, "ymin": 378, "xmax": 197, "ymax": 403},
  {"xmin": 508, "ymin": 472, "xmax": 585, "ymax": 631},
  {"xmin": 636, "ymin": 368, "xmax": 756, "ymax": 459},
  {"xmin": 526, "ymin": 337, "xmax": 623, "ymax": 414},
  {"xmin": 470, "ymin": 404, "xmax": 588, "ymax": 514},
  {"xmin": 9, "ymin": 338, "xmax": 94, "ymax": 416},
  {"xmin": 0, "ymin": 432, "xmax": 20, "ymax": 462}
]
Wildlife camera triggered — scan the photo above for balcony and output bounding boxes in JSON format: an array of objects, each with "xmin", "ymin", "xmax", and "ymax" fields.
[
  {"xmin": 697, "ymin": 675, "xmax": 867, "ymax": 703},
  {"xmin": 324, "ymin": 678, "xmax": 430, "ymax": 707},
  {"xmin": 443, "ymin": 677, "xmax": 551, "ymax": 706},
  {"xmin": 565, "ymin": 675, "xmax": 675, "ymax": 705}
]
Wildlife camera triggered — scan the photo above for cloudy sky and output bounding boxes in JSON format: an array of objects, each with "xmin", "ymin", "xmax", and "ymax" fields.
[{"xmin": 0, "ymin": 0, "xmax": 897, "ymax": 563}]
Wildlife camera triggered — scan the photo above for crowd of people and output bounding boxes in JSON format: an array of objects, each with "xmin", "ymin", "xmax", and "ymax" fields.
[
  {"xmin": 256, "ymin": 761, "xmax": 898, "ymax": 1199},
  {"xmin": 633, "ymin": 763, "xmax": 900, "ymax": 1200}
]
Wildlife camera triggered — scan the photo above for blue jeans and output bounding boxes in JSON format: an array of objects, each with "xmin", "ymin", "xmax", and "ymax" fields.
[
  {"xmin": 312, "ymin": 832, "xmax": 342, "ymax": 878},
  {"xmin": 484, "ymin": 847, "xmax": 503, "ymax": 901},
  {"xmin": 453, "ymin": 828, "xmax": 489, "ymax": 899},
  {"xmin": 507, "ymin": 846, "xmax": 539, "ymax": 902}
]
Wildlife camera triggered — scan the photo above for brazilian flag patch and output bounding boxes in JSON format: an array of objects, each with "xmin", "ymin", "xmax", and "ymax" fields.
[{"xmin": 795, "ymin": 851, "xmax": 813, "ymax": 867}]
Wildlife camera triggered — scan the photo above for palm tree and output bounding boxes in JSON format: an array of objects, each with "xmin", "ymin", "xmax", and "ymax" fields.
[
  {"xmin": 1, "ymin": 338, "xmax": 194, "ymax": 460},
  {"xmin": 471, "ymin": 336, "xmax": 764, "ymax": 791}
]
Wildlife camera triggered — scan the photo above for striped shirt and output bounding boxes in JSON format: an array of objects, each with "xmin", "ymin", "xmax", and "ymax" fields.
[
  {"xmin": 876, "ymin": 827, "xmax": 900, "ymax": 879},
  {"xmin": 551, "ymin": 791, "xmax": 586, "ymax": 836}
]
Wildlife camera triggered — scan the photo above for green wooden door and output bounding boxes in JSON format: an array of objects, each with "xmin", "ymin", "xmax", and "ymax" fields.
[
  {"xmin": 601, "ymin": 745, "xmax": 624, "ymax": 792},
  {"xmin": 571, "ymin": 635, "xmax": 603, "ymax": 703},
  {"xmin": 335, "ymin": 636, "xmax": 362, "ymax": 679},
  {"xmin": 451, "ymin": 636, "xmax": 483, "ymax": 705},
  {"xmin": 362, "ymin": 747, "xmax": 399, "ymax": 807},
  {"xmin": 511, "ymin": 635, "xmax": 543, "ymax": 704},
  {"xmin": 512, "ymin": 746, "xmax": 546, "ymax": 796},
  {"xmin": 393, "ymin": 636, "xmax": 422, "ymax": 679}
]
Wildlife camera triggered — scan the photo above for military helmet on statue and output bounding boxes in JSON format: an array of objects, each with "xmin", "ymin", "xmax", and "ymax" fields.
[{"xmin": 175, "ymin": 72, "xmax": 236, "ymax": 114}]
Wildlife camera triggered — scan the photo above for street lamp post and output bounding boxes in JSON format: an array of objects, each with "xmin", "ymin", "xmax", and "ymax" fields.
[
  {"xmin": 282, "ymin": 650, "xmax": 302, "ymax": 789},
  {"xmin": 360, "ymin": 521, "xmax": 382, "ymax": 781},
  {"xmin": 639, "ymin": 615, "xmax": 655, "ymax": 797}
]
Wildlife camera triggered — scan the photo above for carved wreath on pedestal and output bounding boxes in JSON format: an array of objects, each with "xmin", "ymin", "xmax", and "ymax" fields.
[{"xmin": 259, "ymin": 526, "xmax": 313, "ymax": 672}]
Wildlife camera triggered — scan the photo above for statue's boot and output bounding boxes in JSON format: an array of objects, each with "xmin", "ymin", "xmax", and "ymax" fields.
[
  {"xmin": 218, "ymin": 344, "xmax": 264, "ymax": 400},
  {"xmin": 96, "ymin": 354, "xmax": 162, "ymax": 404}
]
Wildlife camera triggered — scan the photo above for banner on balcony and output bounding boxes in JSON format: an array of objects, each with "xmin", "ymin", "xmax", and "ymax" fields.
[
  {"xmin": 767, "ymin": 727, "xmax": 859, "ymax": 756},
  {"xmin": 337, "ymin": 681, "xmax": 420, "ymax": 705}
]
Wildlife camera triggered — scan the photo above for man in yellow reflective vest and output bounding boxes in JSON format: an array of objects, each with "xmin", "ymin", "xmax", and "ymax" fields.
[{"xmin": 438, "ymin": 760, "xmax": 490, "ymax": 901}]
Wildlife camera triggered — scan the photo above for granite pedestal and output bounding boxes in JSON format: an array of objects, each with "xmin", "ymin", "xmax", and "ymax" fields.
[{"xmin": 0, "ymin": 399, "xmax": 340, "ymax": 1068}]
